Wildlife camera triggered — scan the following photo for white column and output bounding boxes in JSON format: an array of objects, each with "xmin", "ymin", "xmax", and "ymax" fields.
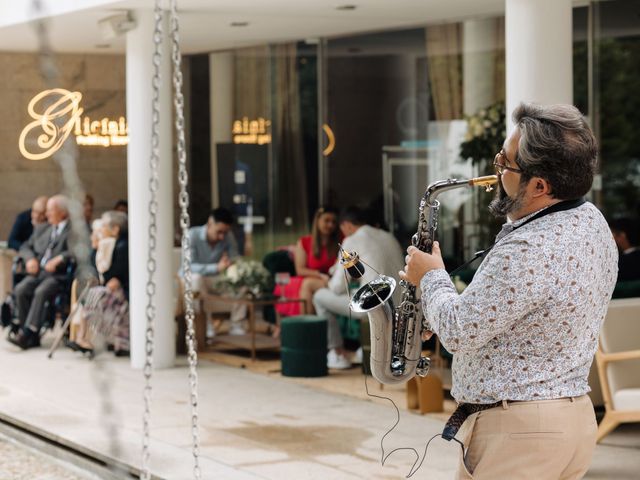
[
  {"xmin": 463, "ymin": 18, "xmax": 499, "ymax": 116},
  {"xmin": 506, "ymin": 0, "xmax": 573, "ymax": 129},
  {"xmin": 209, "ymin": 52, "xmax": 234, "ymax": 208},
  {"xmin": 126, "ymin": 9, "xmax": 175, "ymax": 369}
]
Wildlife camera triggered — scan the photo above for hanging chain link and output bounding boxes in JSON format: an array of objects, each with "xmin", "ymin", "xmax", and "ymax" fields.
[
  {"xmin": 169, "ymin": 1, "xmax": 202, "ymax": 478},
  {"xmin": 141, "ymin": 1, "xmax": 164, "ymax": 479}
]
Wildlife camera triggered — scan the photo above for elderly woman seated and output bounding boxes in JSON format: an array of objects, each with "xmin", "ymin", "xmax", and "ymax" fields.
[{"xmin": 69, "ymin": 210, "xmax": 129, "ymax": 356}]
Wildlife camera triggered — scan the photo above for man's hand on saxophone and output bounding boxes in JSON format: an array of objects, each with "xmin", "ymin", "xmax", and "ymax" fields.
[
  {"xmin": 399, "ymin": 241, "xmax": 445, "ymax": 286},
  {"xmin": 399, "ymin": 241, "xmax": 445, "ymax": 342}
]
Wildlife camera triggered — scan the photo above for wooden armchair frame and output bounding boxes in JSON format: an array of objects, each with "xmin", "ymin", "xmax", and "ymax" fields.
[{"xmin": 595, "ymin": 345, "xmax": 640, "ymax": 442}]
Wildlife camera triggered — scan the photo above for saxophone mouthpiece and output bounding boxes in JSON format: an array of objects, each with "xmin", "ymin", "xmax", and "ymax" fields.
[
  {"xmin": 339, "ymin": 245, "xmax": 366, "ymax": 279},
  {"xmin": 468, "ymin": 174, "xmax": 499, "ymax": 192}
]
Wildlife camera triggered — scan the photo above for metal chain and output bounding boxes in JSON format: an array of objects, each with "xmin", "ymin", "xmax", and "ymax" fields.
[
  {"xmin": 169, "ymin": 1, "xmax": 202, "ymax": 478},
  {"xmin": 141, "ymin": 1, "xmax": 164, "ymax": 479}
]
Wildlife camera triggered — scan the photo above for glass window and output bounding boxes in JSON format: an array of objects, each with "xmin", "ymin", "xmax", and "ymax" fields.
[
  {"xmin": 593, "ymin": 0, "xmax": 640, "ymax": 220},
  {"xmin": 208, "ymin": 44, "xmax": 319, "ymax": 259},
  {"xmin": 322, "ymin": 21, "xmax": 505, "ymax": 268}
]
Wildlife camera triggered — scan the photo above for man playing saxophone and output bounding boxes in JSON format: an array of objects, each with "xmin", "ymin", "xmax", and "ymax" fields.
[{"xmin": 401, "ymin": 103, "xmax": 618, "ymax": 479}]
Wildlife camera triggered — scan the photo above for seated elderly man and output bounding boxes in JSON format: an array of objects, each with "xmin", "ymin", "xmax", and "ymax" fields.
[
  {"xmin": 181, "ymin": 207, "xmax": 246, "ymax": 336},
  {"xmin": 9, "ymin": 195, "xmax": 74, "ymax": 349}
]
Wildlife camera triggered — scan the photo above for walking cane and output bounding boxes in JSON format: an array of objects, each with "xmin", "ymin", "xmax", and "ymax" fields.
[{"xmin": 47, "ymin": 278, "xmax": 98, "ymax": 359}]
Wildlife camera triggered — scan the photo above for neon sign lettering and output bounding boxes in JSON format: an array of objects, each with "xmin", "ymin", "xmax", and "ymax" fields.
[{"xmin": 19, "ymin": 89, "xmax": 129, "ymax": 160}]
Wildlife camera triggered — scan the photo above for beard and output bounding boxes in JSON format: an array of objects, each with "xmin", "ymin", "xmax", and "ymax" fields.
[{"xmin": 488, "ymin": 179, "xmax": 526, "ymax": 218}]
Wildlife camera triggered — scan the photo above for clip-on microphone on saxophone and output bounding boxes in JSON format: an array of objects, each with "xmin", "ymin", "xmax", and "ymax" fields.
[{"xmin": 339, "ymin": 245, "xmax": 365, "ymax": 279}]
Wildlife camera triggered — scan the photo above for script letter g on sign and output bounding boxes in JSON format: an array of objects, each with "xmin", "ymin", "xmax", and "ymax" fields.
[{"xmin": 19, "ymin": 88, "xmax": 84, "ymax": 160}]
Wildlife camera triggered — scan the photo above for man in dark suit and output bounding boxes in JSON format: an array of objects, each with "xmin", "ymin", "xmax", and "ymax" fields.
[
  {"xmin": 7, "ymin": 196, "xmax": 48, "ymax": 251},
  {"xmin": 609, "ymin": 218, "xmax": 640, "ymax": 282},
  {"xmin": 9, "ymin": 195, "xmax": 73, "ymax": 349}
]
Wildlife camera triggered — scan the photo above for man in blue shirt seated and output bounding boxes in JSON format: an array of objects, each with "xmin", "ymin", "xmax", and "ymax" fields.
[
  {"xmin": 181, "ymin": 207, "xmax": 246, "ymax": 335},
  {"xmin": 188, "ymin": 207, "xmax": 238, "ymax": 276}
]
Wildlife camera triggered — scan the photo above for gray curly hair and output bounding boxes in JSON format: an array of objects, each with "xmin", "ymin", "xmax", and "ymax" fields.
[{"xmin": 513, "ymin": 103, "xmax": 597, "ymax": 199}]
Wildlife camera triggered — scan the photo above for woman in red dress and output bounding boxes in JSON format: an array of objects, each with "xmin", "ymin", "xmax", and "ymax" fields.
[{"xmin": 275, "ymin": 206, "xmax": 340, "ymax": 317}]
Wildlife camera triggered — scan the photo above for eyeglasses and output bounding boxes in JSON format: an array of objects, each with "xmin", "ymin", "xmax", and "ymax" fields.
[{"xmin": 493, "ymin": 149, "xmax": 524, "ymax": 175}]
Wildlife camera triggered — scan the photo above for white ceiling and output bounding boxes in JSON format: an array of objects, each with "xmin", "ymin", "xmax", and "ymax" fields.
[{"xmin": 0, "ymin": 0, "xmax": 506, "ymax": 54}]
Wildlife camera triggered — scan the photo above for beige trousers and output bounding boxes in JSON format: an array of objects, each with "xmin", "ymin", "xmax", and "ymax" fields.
[
  {"xmin": 456, "ymin": 395, "xmax": 597, "ymax": 480},
  {"xmin": 191, "ymin": 273, "xmax": 246, "ymax": 323}
]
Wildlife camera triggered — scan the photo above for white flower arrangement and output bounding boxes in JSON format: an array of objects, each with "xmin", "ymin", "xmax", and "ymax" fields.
[
  {"xmin": 213, "ymin": 258, "xmax": 273, "ymax": 298},
  {"xmin": 459, "ymin": 102, "xmax": 506, "ymax": 165}
]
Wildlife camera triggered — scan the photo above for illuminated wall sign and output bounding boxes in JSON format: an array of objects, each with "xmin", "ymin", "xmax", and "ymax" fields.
[
  {"xmin": 322, "ymin": 123, "xmax": 335, "ymax": 156},
  {"xmin": 232, "ymin": 117, "xmax": 271, "ymax": 145},
  {"xmin": 75, "ymin": 116, "xmax": 129, "ymax": 147},
  {"xmin": 19, "ymin": 88, "xmax": 129, "ymax": 161}
]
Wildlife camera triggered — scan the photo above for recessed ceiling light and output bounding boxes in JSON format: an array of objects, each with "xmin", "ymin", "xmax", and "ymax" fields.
[
  {"xmin": 230, "ymin": 21, "xmax": 249, "ymax": 27},
  {"xmin": 336, "ymin": 5, "xmax": 357, "ymax": 11}
]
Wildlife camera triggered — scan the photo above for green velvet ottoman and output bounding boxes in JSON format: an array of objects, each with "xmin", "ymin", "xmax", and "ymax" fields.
[{"xmin": 280, "ymin": 315, "xmax": 328, "ymax": 377}]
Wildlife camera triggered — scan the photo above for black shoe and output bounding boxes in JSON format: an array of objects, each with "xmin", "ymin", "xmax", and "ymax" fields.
[
  {"xmin": 67, "ymin": 342, "xmax": 93, "ymax": 357},
  {"xmin": 77, "ymin": 344, "xmax": 93, "ymax": 355},
  {"xmin": 8, "ymin": 329, "xmax": 40, "ymax": 350},
  {"xmin": 8, "ymin": 321, "xmax": 21, "ymax": 335},
  {"xmin": 114, "ymin": 349, "xmax": 130, "ymax": 357}
]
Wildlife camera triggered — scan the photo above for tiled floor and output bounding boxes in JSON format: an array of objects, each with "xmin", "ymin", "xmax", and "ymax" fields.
[{"xmin": 0, "ymin": 331, "xmax": 637, "ymax": 479}]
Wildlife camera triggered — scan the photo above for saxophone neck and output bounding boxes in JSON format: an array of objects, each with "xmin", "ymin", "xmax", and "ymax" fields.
[
  {"xmin": 423, "ymin": 178, "xmax": 468, "ymax": 206},
  {"xmin": 423, "ymin": 175, "xmax": 499, "ymax": 206}
]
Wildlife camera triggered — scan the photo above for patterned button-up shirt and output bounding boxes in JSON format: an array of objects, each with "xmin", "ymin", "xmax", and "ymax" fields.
[{"xmin": 420, "ymin": 202, "xmax": 618, "ymax": 404}]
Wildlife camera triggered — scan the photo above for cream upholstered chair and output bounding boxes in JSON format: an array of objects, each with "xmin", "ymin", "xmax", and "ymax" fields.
[{"xmin": 595, "ymin": 297, "xmax": 640, "ymax": 442}]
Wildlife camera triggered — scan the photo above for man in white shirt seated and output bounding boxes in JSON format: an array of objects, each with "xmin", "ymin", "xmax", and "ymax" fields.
[{"xmin": 313, "ymin": 206, "xmax": 404, "ymax": 369}]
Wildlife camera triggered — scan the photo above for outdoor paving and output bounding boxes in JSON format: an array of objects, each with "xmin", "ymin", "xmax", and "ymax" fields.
[
  {"xmin": 0, "ymin": 331, "xmax": 637, "ymax": 479},
  {"xmin": 0, "ymin": 431, "xmax": 100, "ymax": 480},
  {"xmin": 0, "ymin": 333, "xmax": 458, "ymax": 479}
]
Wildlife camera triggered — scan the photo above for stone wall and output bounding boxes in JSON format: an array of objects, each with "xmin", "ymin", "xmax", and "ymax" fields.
[{"xmin": 0, "ymin": 52, "xmax": 127, "ymax": 241}]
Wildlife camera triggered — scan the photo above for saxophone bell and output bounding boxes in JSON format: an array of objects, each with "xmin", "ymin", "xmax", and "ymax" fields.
[{"xmin": 349, "ymin": 275, "xmax": 395, "ymax": 313}]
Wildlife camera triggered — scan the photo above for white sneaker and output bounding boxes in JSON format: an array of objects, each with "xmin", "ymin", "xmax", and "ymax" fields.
[
  {"xmin": 327, "ymin": 349, "xmax": 352, "ymax": 370},
  {"xmin": 206, "ymin": 322, "xmax": 216, "ymax": 339},
  {"xmin": 228, "ymin": 323, "xmax": 246, "ymax": 336},
  {"xmin": 352, "ymin": 347, "xmax": 363, "ymax": 365}
]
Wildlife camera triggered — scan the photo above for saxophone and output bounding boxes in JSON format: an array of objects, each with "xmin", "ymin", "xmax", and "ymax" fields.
[{"xmin": 348, "ymin": 175, "xmax": 498, "ymax": 385}]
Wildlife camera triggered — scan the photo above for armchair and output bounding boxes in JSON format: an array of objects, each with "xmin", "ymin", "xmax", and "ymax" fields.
[{"xmin": 595, "ymin": 297, "xmax": 640, "ymax": 442}]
